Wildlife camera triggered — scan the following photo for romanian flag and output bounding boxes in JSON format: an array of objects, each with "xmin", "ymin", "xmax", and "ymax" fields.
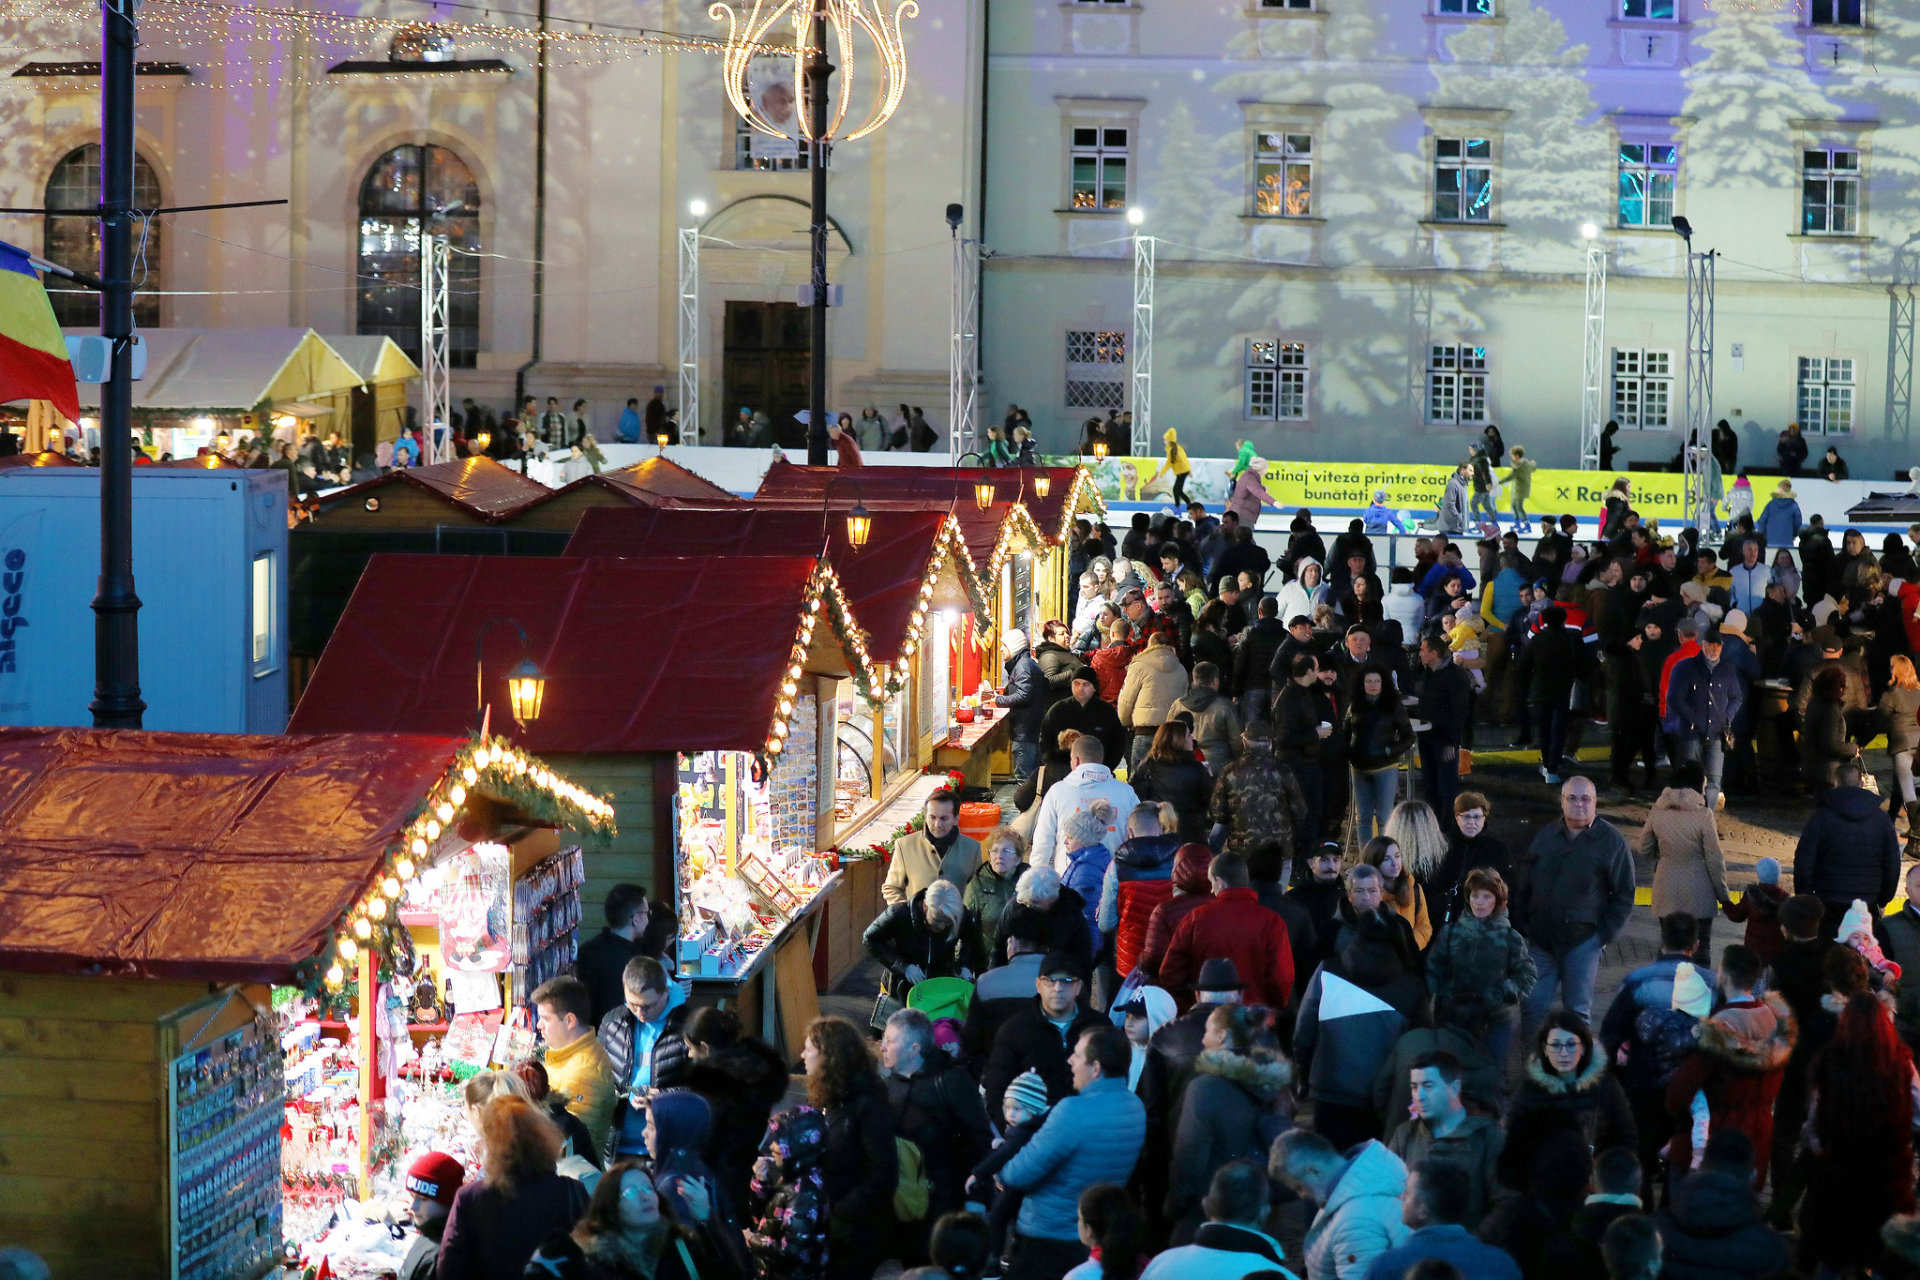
[{"xmin": 0, "ymin": 241, "xmax": 78, "ymax": 421}]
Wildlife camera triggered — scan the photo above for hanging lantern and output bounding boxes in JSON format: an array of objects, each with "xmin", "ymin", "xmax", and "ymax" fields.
[
  {"xmin": 508, "ymin": 658, "xmax": 547, "ymax": 726},
  {"xmin": 974, "ymin": 478, "xmax": 995, "ymax": 511},
  {"xmin": 1033, "ymin": 473, "xmax": 1051, "ymax": 499},
  {"xmin": 1092, "ymin": 441, "xmax": 1108, "ymax": 460},
  {"xmin": 845, "ymin": 501, "xmax": 872, "ymax": 550}
]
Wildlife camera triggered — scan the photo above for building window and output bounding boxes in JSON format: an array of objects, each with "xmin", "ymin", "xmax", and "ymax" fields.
[
  {"xmin": 1260, "ymin": 0, "xmax": 1316, "ymax": 8},
  {"xmin": 357, "ymin": 144, "xmax": 482, "ymax": 368},
  {"xmin": 1245, "ymin": 340, "xmax": 1309, "ymax": 420},
  {"xmin": 1070, "ymin": 127, "xmax": 1129, "ymax": 211},
  {"xmin": 1433, "ymin": 138, "xmax": 1493, "ymax": 223},
  {"xmin": 1802, "ymin": 147, "xmax": 1860, "ymax": 234},
  {"xmin": 1065, "ymin": 330, "xmax": 1126, "ymax": 409},
  {"xmin": 1798, "ymin": 357, "xmax": 1855, "ymax": 433},
  {"xmin": 1809, "ymin": 0, "xmax": 1863, "ymax": 25},
  {"xmin": 1253, "ymin": 133, "xmax": 1313, "ymax": 218},
  {"xmin": 1617, "ymin": 143, "xmax": 1678, "ymax": 228},
  {"xmin": 733, "ymin": 113, "xmax": 810, "ymax": 171},
  {"xmin": 251, "ymin": 553, "xmax": 274, "ymax": 673},
  {"xmin": 1427, "ymin": 344, "xmax": 1489, "ymax": 425},
  {"xmin": 44, "ymin": 144, "xmax": 162, "ymax": 327},
  {"xmin": 1436, "ymin": 0, "xmax": 1495, "ymax": 13},
  {"xmin": 1611, "ymin": 348, "xmax": 1674, "ymax": 429},
  {"xmin": 1621, "ymin": 0, "xmax": 1677, "ymax": 16}
]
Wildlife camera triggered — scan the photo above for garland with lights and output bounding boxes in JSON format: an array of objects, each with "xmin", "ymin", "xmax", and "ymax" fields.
[
  {"xmin": 296, "ymin": 736, "xmax": 616, "ymax": 996},
  {"xmin": 983, "ymin": 501, "xmax": 1052, "ymax": 583}
]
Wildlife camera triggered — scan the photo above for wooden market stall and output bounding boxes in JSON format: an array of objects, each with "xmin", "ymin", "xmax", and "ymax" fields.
[
  {"xmin": 319, "ymin": 335, "xmax": 422, "ymax": 460},
  {"xmin": 288, "ymin": 551, "xmax": 875, "ymax": 1048},
  {"xmin": 502, "ymin": 453, "xmax": 745, "ymax": 534},
  {"xmin": 0, "ymin": 726, "xmax": 614, "ymax": 1280}
]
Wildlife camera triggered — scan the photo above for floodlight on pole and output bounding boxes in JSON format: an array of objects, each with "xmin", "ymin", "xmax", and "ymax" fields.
[
  {"xmin": 689, "ymin": 198, "xmax": 708, "ymax": 218},
  {"xmin": 947, "ymin": 200, "xmax": 981, "ymax": 462},
  {"xmin": 1674, "ymin": 215, "xmax": 1715, "ymax": 534},
  {"xmin": 1580, "ymin": 221, "xmax": 1599, "ymax": 241}
]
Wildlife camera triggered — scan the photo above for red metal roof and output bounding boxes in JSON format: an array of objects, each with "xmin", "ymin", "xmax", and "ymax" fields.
[
  {"xmin": 563, "ymin": 506, "xmax": 980, "ymax": 666},
  {"xmin": 0, "ymin": 451, "xmax": 78, "ymax": 469},
  {"xmin": 754, "ymin": 459, "xmax": 1096, "ymax": 544},
  {"xmin": 154, "ymin": 453, "xmax": 245, "ymax": 468},
  {"xmin": 321, "ymin": 456, "xmax": 553, "ymax": 522},
  {"xmin": 0, "ymin": 727, "xmax": 465, "ymax": 983},
  {"xmin": 290, "ymin": 553, "xmax": 828, "ymax": 754},
  {"xmin": 580, "ymin": 455, "xmax": 742, "ymax": 506}
]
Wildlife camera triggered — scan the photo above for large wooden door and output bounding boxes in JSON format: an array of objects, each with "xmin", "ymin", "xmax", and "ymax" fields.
[{"xmin": 722, "ymin": 301, "xmax": 811, "ymax": 446}]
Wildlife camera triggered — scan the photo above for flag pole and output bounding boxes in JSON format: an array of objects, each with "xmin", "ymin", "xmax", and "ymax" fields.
[{"xmin": 90, "ymin": 0, "xmax": 142, "ymax": 728}]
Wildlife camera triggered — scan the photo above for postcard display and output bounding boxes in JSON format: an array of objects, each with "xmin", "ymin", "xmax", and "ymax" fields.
[
  {"xmin": 676, "ymin": 693, "xmax": 835, "ymax": 978},
  {"xmin": 169, "ymin": 1018, "xmax": 283, "ymax": 1280},
  {"xmin": 273, "ymin": 842, "xmax": 585, "ymax": 1274}
]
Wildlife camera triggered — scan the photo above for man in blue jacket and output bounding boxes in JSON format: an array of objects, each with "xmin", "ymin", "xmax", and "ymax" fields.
[
  {"xmin": 1667, "ymin": 626, "xmax": 1747, "ymax": 811},
  {"xmin": 999, "ymin": 1024, "xmax": 1147, "ymax": 1280},
  {"xmin": 1362, "ymin": 1159, "xmax": 1520, "ymax": 1280}
]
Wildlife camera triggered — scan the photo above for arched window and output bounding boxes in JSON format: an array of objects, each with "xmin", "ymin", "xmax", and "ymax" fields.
[
  {"xmin": 357, "ymin": 144, "xmax": 481, "ymax": 367},
  {"xmin": 44, "ymin": 144, "xmax": 163, "ymax": 328}
]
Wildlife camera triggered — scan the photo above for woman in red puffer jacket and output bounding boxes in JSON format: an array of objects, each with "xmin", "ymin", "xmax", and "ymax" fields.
[{"xmin": 1134, "ymin": 843, "xmax": 1215, "ymax": 984}]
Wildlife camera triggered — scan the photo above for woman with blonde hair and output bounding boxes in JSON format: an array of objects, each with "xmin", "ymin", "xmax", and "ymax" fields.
[
  {"xmin": 1383, "ymin": 799, "xmax": 1450, "ymax": 887},
  {"xmin": 1361, "ymin": 834, "xmax": 1432, "ymax": 951},
  {"xmin": 1882, "ymin": 654, "xmax": 1920, "ymax": 824},
  {"xmin": 803, "ymin": 1017, "xmax": 897, "ymax": 1280},
  {"xmin": 437, "ymin": 1095, "xmax": 591, "ymax": 1280}
]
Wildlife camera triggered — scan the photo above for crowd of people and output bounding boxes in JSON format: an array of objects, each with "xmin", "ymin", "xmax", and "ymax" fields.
[{"xmin": 363, "ymin": 457, "xmax": 1920, "ymax": 1280}]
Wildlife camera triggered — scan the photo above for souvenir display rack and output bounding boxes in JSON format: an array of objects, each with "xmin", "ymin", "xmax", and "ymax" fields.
[{"xmin": 169, "ymin": 1016, "xmax": 283, "ymax": 1280}]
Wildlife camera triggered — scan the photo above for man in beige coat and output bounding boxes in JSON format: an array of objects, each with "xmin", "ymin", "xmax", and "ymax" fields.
[
  {"xmin": 1118, "ymin": 630, "xmax": 1189, "ymax": 773},
  {"xmin": 883, "ymin": 788, "xmax": 983, "ymax": 906}
]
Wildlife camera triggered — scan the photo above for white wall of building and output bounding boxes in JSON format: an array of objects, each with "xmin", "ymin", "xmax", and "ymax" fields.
[{"xmin": 980, "ymin": 0, "xmax": 1920, "ymax": 474}]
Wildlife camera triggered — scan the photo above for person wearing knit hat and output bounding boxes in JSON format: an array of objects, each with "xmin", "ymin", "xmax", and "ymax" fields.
[
  {"xmin": 1037, "ymin": 662, "xmax": 1128, "ymax": 774},
  {"xmin": 1671, "ymin": 961, "xmax": 1713, "ymax": 1019},
  {"xmin": 1755, "ymin": 857, "xmax": 1780, "ymax": 885},
  {"xmin": 1006, "ymin": 1068, "xmax": 1052, "ymax": 1121},
  {"xmin": 401, "ymin": 1152, "xmax": 464, "ymax": 1280},
  {"xmin": 1110, "ymin": 985, "xmax": 1178, "ymax": 1093}
]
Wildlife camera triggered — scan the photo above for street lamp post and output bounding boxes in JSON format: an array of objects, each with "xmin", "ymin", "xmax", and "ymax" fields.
[{"xmin": 713, "ymin": 0, "xmax": 918, "ymax": 466}]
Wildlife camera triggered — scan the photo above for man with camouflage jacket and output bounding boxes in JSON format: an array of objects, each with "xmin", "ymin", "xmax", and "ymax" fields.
[{"xmin": 1208, "ymin": 721, "xmax": 1309, "ymax": 861}]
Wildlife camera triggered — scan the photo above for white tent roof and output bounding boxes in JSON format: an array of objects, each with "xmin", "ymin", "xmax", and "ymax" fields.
[
  {"xmin": 320, "ymin": 334, "xmax": 421, "ymax": 386},
  {"xmin": 71, "ymin": 327, "xmax": 365, "ymax": 412}
]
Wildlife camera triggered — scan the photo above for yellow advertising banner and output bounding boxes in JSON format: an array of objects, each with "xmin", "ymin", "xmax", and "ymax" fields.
[{"xmin": 1085, "ymin": 455, "xmax": 1694, "ymax": 523}]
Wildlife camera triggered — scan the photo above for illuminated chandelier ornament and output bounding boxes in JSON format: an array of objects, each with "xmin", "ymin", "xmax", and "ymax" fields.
[{"xmin": 711, "ymin": 0, "xmax": 918, "ymax": 144}]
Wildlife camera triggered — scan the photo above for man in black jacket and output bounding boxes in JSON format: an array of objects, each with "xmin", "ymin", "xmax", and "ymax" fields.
[
  {"xmin": 575, "ymin": 884, "xmax": 652, "ymax": 1026},
  {"xmin": 1037, "ymin": 667, "xmax": 1128, "ymax": 772},
  {"xmin": 1515, "ymin": 777, "xmax": 1635, "ymax": 1043},
  {"xmin": 995, "ymin": 628, "xmax": 1048, "ymax": 783},
  {"xmin": 1793, "ymin": 760, "xmax": 1901, "ymax": 939},
  {"xmin": 1233, "ymin": 596, "xmax": 1287, "ymax": 722},
  {"xmin": 1215, "ymin": 525, "xmax": 1271, "ymax": 598},
  {"xmin": 883, "ymin": 1008, "xmax": 993, "ymax": 1250},
  {"xmin": 1415, "ymin": 632, "xmax": 1473, "ymax": 828},
  {"xmin": 597, "ymin": 956, "xmax": 691, "ymax": 1130},
  {"xmin": 982, "ymin": 951, "xmax": 1107, "ymax": 1119}
]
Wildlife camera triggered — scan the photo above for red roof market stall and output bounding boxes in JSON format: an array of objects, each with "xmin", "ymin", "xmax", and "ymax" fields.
[
  {"xmin": 290, "ymin": 552, "xmax": 883, "ymax": 1043},
  {"xmin": 314, "ymin": 455, "xmax": 553, "ymax": 526},
  {"xmin": 0, "ymin": 726, "xmax": 615, "ymax": 1280},
  {"xmin": 563, "ymin": 504, "xmax": 1002, "ymax": 807},
  {"xmin": 504, "ymin": 454, "xmax": 745, "ymax": 532}
]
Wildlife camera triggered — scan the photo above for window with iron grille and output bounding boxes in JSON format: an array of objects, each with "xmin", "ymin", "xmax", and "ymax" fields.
[
  {"xmin": 1245, "ymin": 341, "xmax": 1309, "ymax": 420},
  {"xmin": 1617, "ymin": 143, "xmax": 1678, "ymax": 229},
  {"xmin": 1066, "ymin": 330, "xmax": 1127, "ymax": 409},
  {"xmin": 1802, "ymin": 148, "xmax": 1859, "ymax": 235},
  {"xmin": 1611, "ymin": 349, "xmax": 1674, "ymax": 429},
  {"xmin": 734, "ymin": 113, "xmax": 809, "ymax": 171},
  {"xmin": 1070, "ymin": 127, "xmax": 1129, "ymax": 211},
  {"xmin": 45, "ymin": 145, "xmax": 163, "ymax": 328},
  {"xmin": 1433, "ymin": 138, "xmax": 1493, "ymax": 223},
  {"xmin": 1427, "ymin": 344, "xmax": 1489, "ymax": 425},
  {"xmin": 1253, "ymin": 133, "xmax": 1313, "ymax": 218},
  {"xmin": 1436, "ymin": 0, "xmax": 1494, "ymax": 13},
  {"xmin": 1810, "ymin": 0, "xmax": 1863, "ymax": 25},
  {"xmin": 1622, "ymin": 0, "xmax": 1676, "ymax": 16},
  {"xmin": 1798, "ymin": 357, "xmax": 1855, "ymax": 434}
]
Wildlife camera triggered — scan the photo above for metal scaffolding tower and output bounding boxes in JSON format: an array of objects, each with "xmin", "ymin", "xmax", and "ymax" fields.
[
  {"xmin": 678, "ymin": 226, "xmax": 701, "ymax": 446},
  {"xmin": 1578, "ymin": 236, "xmax": 1609, "ymax": 470},
  {"xmin": 419, "ymin": 232, "xmax": 451, "ymax": 463},
  {"xmin": 1131, "ymin": 231, "xmax": 1154, "ymax": 457},
  {"xmin": 1682, "ymin": 247, "xmax": 1716, "ymax": 534},
  {"xmin": 948, "ymin": 232, "xmax": 980, "ymax": 463},
  {"xmin": 1888, "ymin": 248, "xmax": 1916, "ymax": 449}
]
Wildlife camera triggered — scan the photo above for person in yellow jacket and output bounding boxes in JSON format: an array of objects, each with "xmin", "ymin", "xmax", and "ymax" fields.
[
  {"xmin": 1148, "ymin": 427, "xmax": 1193, "ymax": 506},
  {"xmin": 531, "ymin": 974, "xmax": 618, "ymax": 1157},
  {"xmin": 882, "ymin": 789, "xmax": 983, "ymax": 905}
]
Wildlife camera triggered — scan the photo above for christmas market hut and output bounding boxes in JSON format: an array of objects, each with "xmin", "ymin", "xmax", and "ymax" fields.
[
  {"xmin": 0, "ymin": 725, "xmax": 615, "ymax": 1280},
  {"xmin": 288, "ymin": 551, "xmax": 884, "ymax": 1041},
  {"xmin": 502, "ymin": 452, "xmax": 746, "ymax": 534}
]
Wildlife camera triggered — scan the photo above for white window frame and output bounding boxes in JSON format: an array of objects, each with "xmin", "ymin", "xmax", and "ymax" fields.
[
  {"xmin": 1435, "ymin": 0, "xmax": 1495, "ymax": 13},
  {"xmin": 1252, "ymin": 132, "xmax": 1314, "ymax": 219},
  {"xmin": 1801, "ymin": 146, "xmax": 1860, "ymax": 235},
  {"xmin": 1610, "ymin": 348, "xmax": 1675, "ymax": 430},
  {"xmin": 1427, "ymin": 343, "xmax": 1490, "ymax": 426},
  {"xmin": 1259, "ymin": 0, "xmax": 1316, "ymax": 8},
  {"xmin": 1432, "ymin": 137, "xmax": 1494, "ymax": 224},
  {"xmin": 251, "ymin": 552, "xmax": 276, "ymax": 675},
  {"xmin": 1807, "ymin": 0, "xmax": 1863, "ymax": 26},
  {"xmin": 1620, "ymin": 0, "xmax": 1678, "ymax": 17},
  {"xmin": 1244, "ymin": 340, "xmax": 1310, "ymax": 421},
  {"xmin": 1068, "ymin": 125, "xmax": 1130, "ymax": 213},
  {"xmin": 1065, "ymin": 329, "xmax": 1127, "ymax": 410},
  {"xmin": 1797, "ymin": 357, "xmax": 1856, "ymax": 434},
  {"xmin": 1616, "ymin": 140, "xmax": 1679, "ymax": 229}
]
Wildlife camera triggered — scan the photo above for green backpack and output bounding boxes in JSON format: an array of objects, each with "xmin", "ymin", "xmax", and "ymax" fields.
[{"xmin": 892, "ymin": 1136, "xmax": 931, "ymax": 1222}]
